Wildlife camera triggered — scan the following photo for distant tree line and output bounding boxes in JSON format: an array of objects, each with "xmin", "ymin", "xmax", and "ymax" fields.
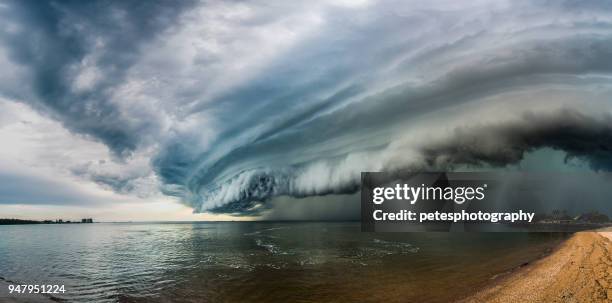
[
  {"xmin": 0, "ymin": 218, "xmax": 95, "ymax": 225},
  {"xmin": 0, "ymin": 218, "xmax": 41, "ymax": 225}
]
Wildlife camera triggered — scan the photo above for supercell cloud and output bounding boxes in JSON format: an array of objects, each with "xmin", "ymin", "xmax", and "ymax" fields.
[{"xmin": 2, "ymin": 0, "xmax": 612, "ymax": 215}]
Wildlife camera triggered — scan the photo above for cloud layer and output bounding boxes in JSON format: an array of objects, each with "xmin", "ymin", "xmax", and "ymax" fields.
[{"xmin": 1, "ymin": 0, "xmax": 612, "ymax": 216}]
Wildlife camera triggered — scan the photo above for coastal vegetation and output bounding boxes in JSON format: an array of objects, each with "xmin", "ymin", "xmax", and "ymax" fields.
[{"xmin": 0, "ymin": 218, "xmax": 94, "ymax": 225}]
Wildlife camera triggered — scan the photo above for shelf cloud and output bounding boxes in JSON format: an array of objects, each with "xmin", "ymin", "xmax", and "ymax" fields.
[{"xmin": 1, "ymin": 0, "xmax": 612, "ymax": 216}]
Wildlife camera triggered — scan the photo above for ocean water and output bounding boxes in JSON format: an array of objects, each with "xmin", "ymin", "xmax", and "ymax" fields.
[{"xmin": 0, "ymin": 222, "xmax": 566, "ymax": 302}]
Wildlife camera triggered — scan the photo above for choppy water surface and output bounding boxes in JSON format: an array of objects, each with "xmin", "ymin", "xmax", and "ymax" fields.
[{"xmin": 0, "ymin": 222, "xmax": 566, "ymax": 302}]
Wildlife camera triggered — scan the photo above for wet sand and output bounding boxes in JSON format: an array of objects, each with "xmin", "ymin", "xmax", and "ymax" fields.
[{"xmin": 460, "ymin": 231, "xmax": 612, "ymax": 303}]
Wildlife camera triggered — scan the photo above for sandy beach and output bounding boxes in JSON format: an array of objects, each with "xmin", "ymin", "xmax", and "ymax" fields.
[{"xmin": 461, "ymin": 230, "xmax": 612, "ymax": 303}]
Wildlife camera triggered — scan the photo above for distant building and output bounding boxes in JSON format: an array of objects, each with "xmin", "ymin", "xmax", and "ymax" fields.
[{"xmin": 81, "ymin": 218, "xmax": 93, "ymax": 223}]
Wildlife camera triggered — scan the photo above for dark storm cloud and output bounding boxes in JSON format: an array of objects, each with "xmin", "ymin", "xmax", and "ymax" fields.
[
  {"xmin": 3, "ymin": 0, "xmax": 612, "ymax": 216},
  {"xmin": 141, "ymin": 1, "xmax": 612, "ymax": 214},
  {"xmin": 153, "ymin": 15, "xmax": 612, "ymax": 196},
  {"xmin": 0, "ymin": 0, "xmax": 196, "ymax": 156},
  {"xmin": 191, "ymin": 108, "xmax": 612, "ymax": 214},
  {"xmin": 420, "ymin": 109, "xmax": 612, "ymax": 170},
  {"xmin": 162, "ymin": 32, "xmax": 612, "ymax": 213}
]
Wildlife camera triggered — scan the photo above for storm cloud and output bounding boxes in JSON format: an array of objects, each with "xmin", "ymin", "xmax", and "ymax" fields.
[
  {"xmin": 1, "ymin": 0, "xmax": 612, "ymax": 216},
  {"xmin": 0, "ymin": 0, "xmax": 197, "ymax": 156},
  {"xmin": 420, "ymin": 109, "xmax": 612, "ymax": 171}
]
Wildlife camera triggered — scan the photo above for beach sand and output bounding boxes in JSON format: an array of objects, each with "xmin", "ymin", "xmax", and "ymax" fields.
[{"xmin": 460, "ymin": 231, "xmax": 612, "ymax": 303}]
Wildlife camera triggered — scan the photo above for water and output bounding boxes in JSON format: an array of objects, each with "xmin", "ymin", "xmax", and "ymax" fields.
[{"xmin": 0, "ymin": 222, "xmax": 566, "ymax": 302}]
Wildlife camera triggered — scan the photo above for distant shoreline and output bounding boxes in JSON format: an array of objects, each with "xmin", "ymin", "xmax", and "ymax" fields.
[
  {"xmin": 0, "ymin": 218, "xmax": 94, "ymax": 225},
  {"xmin": 460, "ymin": 230, "xmax": 612, "ymax": 302}
]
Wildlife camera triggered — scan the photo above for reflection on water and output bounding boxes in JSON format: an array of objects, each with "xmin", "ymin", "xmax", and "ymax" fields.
[{"xmin": 0, "ymin": 222, "xmax": 566, "ymax": 302}]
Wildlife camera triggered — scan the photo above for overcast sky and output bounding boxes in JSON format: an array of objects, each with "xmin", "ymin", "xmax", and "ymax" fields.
[{"xmin": 1, "ymin": 0, "xmax": 612, "ymax": 221}]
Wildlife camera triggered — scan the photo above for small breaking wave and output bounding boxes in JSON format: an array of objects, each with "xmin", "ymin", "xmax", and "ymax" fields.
[{"xmin": 372, "ymin": 239, "xmax": 420, "ymax": 254}]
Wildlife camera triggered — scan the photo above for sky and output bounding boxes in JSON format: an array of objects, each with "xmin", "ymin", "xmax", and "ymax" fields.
[{"xmin": 1, "ymin": 0, "xmax": 612, "ymax": 221}]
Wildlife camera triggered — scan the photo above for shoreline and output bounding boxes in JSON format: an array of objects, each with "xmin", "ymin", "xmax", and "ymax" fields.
[{"xmin": 459, "ymin": 230, "xmax": 612, "ymax": 303}]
